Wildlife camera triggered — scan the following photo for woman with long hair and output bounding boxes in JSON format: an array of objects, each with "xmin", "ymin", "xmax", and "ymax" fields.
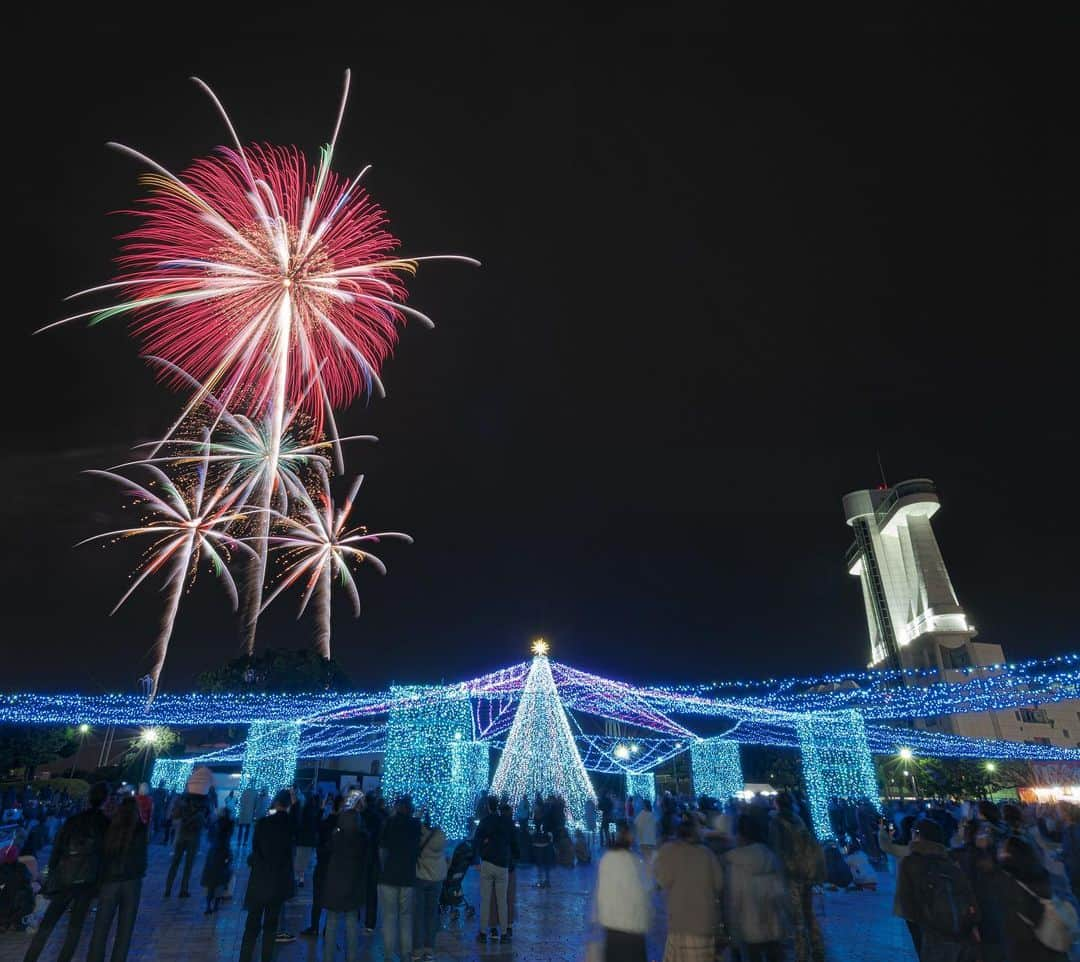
[{"xmin": 86, "ymin": 795, "xmax": 148, "ymax": 962}]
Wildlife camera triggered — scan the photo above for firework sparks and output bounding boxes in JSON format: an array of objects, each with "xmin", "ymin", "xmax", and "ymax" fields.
[
  {"xmin": 260, "ymin": 474, "xmax": 412, "ymax": 659},
  {"xmin": 40, "ymin": 70, "xmax": 478, "ymax": 455},
  {"xmin": 112, "ymin": 357, "xmax": 378, "ymax": 654},
  {"xmin": 80, "ymin": 440, "xmax": 257, "ymax": 700}
]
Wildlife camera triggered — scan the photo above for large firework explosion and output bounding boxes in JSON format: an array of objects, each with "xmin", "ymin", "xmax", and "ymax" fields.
[{"xmin": 45, "ymin": 71, "xmax": 475, "ymax": 698}]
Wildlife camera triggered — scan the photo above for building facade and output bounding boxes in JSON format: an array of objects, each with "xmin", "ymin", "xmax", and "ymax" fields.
[{"xmin": 843, "ymin": 478, "xmax": 1079, "ymax": 748}]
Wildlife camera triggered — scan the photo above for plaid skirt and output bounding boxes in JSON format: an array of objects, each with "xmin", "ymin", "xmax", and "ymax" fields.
[{"xmin": 662, "ymin": 932, "xmax": 715, "ymax": 962}]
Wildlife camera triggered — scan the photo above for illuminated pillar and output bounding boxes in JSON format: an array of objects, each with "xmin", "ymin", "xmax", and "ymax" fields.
[
  {"xmin": 238, "ymin": 721, "xmax": 301, "ymax": 795},
  {"xmin": 450, "ymin": 738, "xmax": 490, "ymax": 839},
  {"xmin": 690, "ymin": 737, "xmax": 744, "ymax": 799},
  {"xmin": 625, "ymin": 770, "xmax": 656, "ymax": 805},
  {"xmin": 149, "ymin": 757, "xmax": 193, "ymax": 793},
  {"xmin": 382, "ymin": 686, "xmax": 478, "ymax": 838},
  {"xmin": 796, "ymin": 710, "xmax": 879, "ymax": 841}
]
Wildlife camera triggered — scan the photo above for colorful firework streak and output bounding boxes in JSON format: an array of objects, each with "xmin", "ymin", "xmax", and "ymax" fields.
[
  {"xmin": 261, "ymin": 474, "xmax": 413, "ymax": 660},
  {"xmin": 80, "ymin": 441, "xmax": 256, "ymax": 700},
  {"xmin": 47, "ymin": 72, "xmax": 472, "ymax": 696}
]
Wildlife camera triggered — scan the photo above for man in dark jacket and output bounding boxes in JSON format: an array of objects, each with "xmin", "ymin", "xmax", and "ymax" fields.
[
  {"xmin": 320, "ymin": 799, "xmax": 369, "ymax": 960},
  {"xmin": 164, "ymin": 791, "xmax": 209, "ymax": 897},
  {"xmin": 360, "ymin": 792, "xmax": 384, "ymax": 932},
  {"xmin": 23, "ymin": 782, "xmax": 109, "ymax": 962},
  {"xmin": 473, "ymin": 795, "xmax": 519, "ymax": 943},
  {"xmin": 378, "ymin": 796, "xmax": 421, "ymax": 962},
  {"xmin": 896, "ymin": 818, "xmax": 977, "ymax": 962},
  {"xmin": 240, "ymin": 789, "xmax": 295, "ymax": 962}
]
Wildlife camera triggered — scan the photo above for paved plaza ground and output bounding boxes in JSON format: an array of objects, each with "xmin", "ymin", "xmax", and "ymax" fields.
[{"xmin": 0, "ymin": 840, "xmax": 917, "ymax": 962}]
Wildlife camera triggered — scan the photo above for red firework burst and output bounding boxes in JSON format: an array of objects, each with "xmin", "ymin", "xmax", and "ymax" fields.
[{"xmin": 45, "ymin": 72, "xmax": 477, "ymax": 444}]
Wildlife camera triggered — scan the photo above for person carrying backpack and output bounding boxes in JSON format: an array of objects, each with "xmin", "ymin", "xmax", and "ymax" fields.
[
  {"xmin": 896, "ymin": 818, "xmax": 977, "ymax": 962},
  {"xmin": 23, "ymin": 781, "xmax": 109, "ymax": 962},
  {"xmin": 163, "ymin": 785, "xmax": 210, "ymax": 898},
  {"xmin": 767, "ymin": 793, "xmax": 825, "ymax": 962}
]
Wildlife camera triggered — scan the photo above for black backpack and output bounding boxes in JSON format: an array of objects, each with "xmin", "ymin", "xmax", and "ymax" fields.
[
  {"xmin": 917, "ymin": 855, "xmax": 976, "ymax": 939},
  {"xmin": 48, "ymin": 817, "xmax": 102, "ymax": 893}
]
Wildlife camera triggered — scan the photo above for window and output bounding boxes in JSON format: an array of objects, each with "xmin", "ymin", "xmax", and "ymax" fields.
[
  {"xmin": 1019, "ymin": 709, "xmax": 1050, "ymax": 724},
  {"xmin": 940, "ymin": 645, "xmax": 972, "ymax": 670},
  {"xmin": 1065, "ymin": 729, "xmax": 1071, "ymax": 739}
]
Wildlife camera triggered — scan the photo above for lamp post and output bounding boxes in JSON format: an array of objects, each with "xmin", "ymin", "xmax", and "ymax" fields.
[{"xmin": 70, "ymin": 724, "xmax": 91, "ymax": 778}]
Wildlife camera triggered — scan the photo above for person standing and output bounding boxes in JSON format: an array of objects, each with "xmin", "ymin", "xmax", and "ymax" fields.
[
  {"xmin": 164, "ymin": 769, "xmax": 212, "ymax": 898},
  {"xmin": 721, "ymin": 815, "xmax": 788, "ymax": 962},
  {"xmin": 378, "ymin": 796, "xmax": 421, "ymax": 962},
  {"xmin": 321, "ymin": 798, "xmax": 369, "ymax": 962},
  {"xmin": 239, "ymin": 790, "xmax": 295, "ymax": 962},
  {"xmin": 594, "ymin": 824, "xmax": 651, "ymax": 962},
  {"xmin": 654, "ymin": 819, "xmax": 723, "ymax": 962},
  {"xmin": 294, "ymin": 791, "xmax": 320, "ymax": 888},
  {"xmin": 413, "ymin": 810, "xmax": 447, "ymax": 961},
  {"xmin": 768, "ymin": 793, "xmax": 825, "ymax": 962},
  {"xmin": 200, "ymin": 807, "xmax": 234, "ymax": 915},
  {"xmin": 23, "ymin": 782, "xmax": 109, "ymax": 962},
  {"xmin": 634, "ymin": 800, "xmax": 658, "ymax": 866},
  {"xmin": 85, "ymin": 796, "xmax": 148, "ymax": 962},
  {"xmin": 360, "ymin": 791, "xmax": 385, "ymax": 933},
  {"xmin": 301, "ymin": 794, "xmax": 342, "ymax": 938},
  {"xmin": 236, "ymin": 786, "xmax": 256, "ymax": 848},
  {"xmin": 895, "ymin": 818, "xmax": 977, "ymax": 962},
  {"xmin": 473, "ymin": 796, "xmax": 515, "ymax": 944},
  {"xmin": 599, "ymin": 793, "xmax": 615, "ymax": 849}
]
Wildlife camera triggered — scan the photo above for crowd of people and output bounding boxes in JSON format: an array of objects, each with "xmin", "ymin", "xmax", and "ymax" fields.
[{"xmin": 3, "ymin": 769, "xmax": 1079, "ymax": 962}]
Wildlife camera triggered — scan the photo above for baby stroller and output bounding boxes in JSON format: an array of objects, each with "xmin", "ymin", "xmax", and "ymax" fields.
[{"xmin": 440, "ymin": 839, "xmax": 476, "ymax": 921}]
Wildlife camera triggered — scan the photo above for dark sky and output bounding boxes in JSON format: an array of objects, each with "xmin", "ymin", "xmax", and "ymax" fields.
[{"xmin": 4, "ymin": 12, "xmax": 1076, "ymax": 694}]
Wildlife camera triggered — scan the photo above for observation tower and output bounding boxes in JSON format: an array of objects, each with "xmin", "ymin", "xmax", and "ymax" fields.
[{"xmin": 843, "ymin": 477, "xmax": 1079, "ymax": 746}]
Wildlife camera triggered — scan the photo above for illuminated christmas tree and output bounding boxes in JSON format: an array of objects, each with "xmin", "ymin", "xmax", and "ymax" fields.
[{"xmin": 490, "ymin": 640, "xmax": 597, "ymax": 824}]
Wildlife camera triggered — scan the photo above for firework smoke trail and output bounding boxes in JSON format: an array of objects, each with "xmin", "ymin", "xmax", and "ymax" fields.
[
  {"xmin": 41, "ymin": 71, "xmax": 476, "ymax": 674},
  {"xmin": 80, "ymin": 439, "xmax": 257, "ymax": 700},
  {"xmin": 259, "ymin": 473, "xmax": 411, "ymax": 659}
]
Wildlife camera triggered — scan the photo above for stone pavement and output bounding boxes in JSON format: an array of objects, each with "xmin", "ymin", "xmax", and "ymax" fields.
[{"xmin": 0, "ymin": 840, "xmax": 917, "ymax": 962}]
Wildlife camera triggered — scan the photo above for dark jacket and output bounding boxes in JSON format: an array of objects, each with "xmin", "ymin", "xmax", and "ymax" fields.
[
  {"xmin": 379, "ymin": 813, "xmax": 421, "ymax": 887},
  {"xmin": 101, "ymin": 820, "xmax": 149, "ymax": 884},
  {"xmin": 297, "ymin": 797, "xmax": 321, "ymax": 848},
  {"xmin": 991, "ymin": 867, "xmax": 1067, "ymax": 962},
  {"xmin": 173, "ymin": 794, "xmax": 210, "ymax": 841},
  {"xmin": 46, "ymin": 807, "xmax": 110, "ymax": 892},
  {"xmin": 201, "ymin": 816, "xmax": 234, "ymax": 891},
  {"xmin": 244, "ymin": 810, "xmax": 295, "ymax": 909},
  {"xmin": 896, "ymin": 838, "xmax": 977, "ymax": 936},
  {"xmin": 321, "ymin": 810, "xmax": 369, "ymax": 911},
  {"xmin": 474, "ymin": 813, "xmax": 519, "ymax": 869}
]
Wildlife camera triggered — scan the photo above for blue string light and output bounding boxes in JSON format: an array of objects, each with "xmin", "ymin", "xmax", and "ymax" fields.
[
  {"xmin": 238, "ymin": 722, "xmax": 301, "ymax": 796},
  {"xmin": 690, "ymin": 738, "xmax": 744, "ymax": 800},
  {"xmin": 149, "ymin": 758, "xmax": 193, "ymax": 793},
  {"xmin": 797, "ymin": 711, "xmax": 880, "ymax": 841},
  {"xmin": 625, "ymin": 771, "xmax": 656, "ymax": 805},
  {"xmin": 382, "ymin": 686, "xmax": 479, "ymax": 837},
  {"xmin": 490, "ymin": 654, "xmax": 597, "ymax": 826}
]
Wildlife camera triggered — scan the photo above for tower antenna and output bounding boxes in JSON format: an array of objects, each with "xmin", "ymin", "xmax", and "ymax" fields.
[{"xmin": 876, "ymin": 451, "xmax": 889, "ymax": 489}]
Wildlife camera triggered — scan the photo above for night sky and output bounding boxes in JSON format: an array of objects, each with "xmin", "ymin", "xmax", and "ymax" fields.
[{"xmin": 4, "ymin": 12, "xmax": 1075, "ymax": 694}]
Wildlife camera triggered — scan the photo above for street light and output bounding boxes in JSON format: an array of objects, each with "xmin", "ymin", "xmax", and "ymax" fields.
[
  {"xmin": 78, "ymin": 724, "xmax": 90, "ymax": 735},
  {"xmin": 985, "ymin": 762, "xmax": 996, "ymax": 773},
  {"xmin": 614, "ymin": 745, "xmax": 631, "ymax": 761},
  {"xmin": 899, "ymin": 747, "xmax": 913, "ymax": 762}
]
